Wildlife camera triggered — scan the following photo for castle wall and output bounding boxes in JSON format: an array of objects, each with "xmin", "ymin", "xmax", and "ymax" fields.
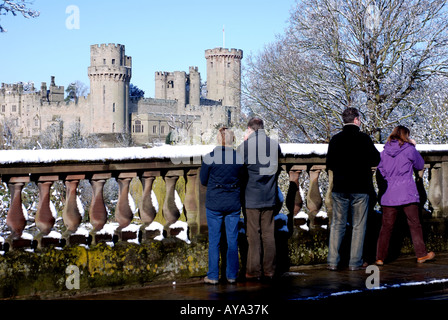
[{"xmin": 0, "ymin": 43, "xmax": 243, "ymax": 147}]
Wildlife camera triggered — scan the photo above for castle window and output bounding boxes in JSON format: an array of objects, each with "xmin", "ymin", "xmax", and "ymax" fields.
[
  {"xmin": 103, "ymin": 59, "xmax": 106, "ymax": 65},
  {"xmin": 34, "ymin": 117, "xmax": 39, "ymax": 127},
  {"xmin": 167, "ymin": 80, "xmax": 174, "ymax": 89},
  {"xmin": 12, "ymin": 105, "xmax": 17, "ymax": 112},
  {"xmin": 112, "ymin": 59, "xmax": 116, "ymax": 65},
  {"xmin": 227, "ymin": 62, "xmax": 231, "ymax": 68},
  {"xmin": 135, "ymin": 120, "xmax": 142, "ymax": 133},
  {"xmin": 1, "ymin": 105, "xmax": 5, "ymax": 113},
  {"xmin": 113, "ymin": 103, "xmax": 116, "ymax": 112},
  {"xmin": 153, "ymin": 125, "xmax": 157, "ymax": 134},
  {"xmin": 161, "ymin": 126, "xmax": 165, "ymax": 134}
]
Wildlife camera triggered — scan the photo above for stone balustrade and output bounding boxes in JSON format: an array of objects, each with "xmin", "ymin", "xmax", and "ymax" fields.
[{"xmin": 0, "ymin": 144, "xmax": 447, "ymax": 252}]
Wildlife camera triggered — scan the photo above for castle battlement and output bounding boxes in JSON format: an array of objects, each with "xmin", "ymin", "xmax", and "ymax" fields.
[{"xmin": 205, "ymin": 47, "xmax": 243, "ymax": 59}]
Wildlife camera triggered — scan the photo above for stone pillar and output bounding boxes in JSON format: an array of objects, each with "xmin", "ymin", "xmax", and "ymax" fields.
[
  {"xmin": 162, "ymin": 170, "xmax": 182, "ymax": 231},
  {"xmin": 285, "ymin": 166, "xmax": 304, "ymax": 215},
  {"xmin": 35, "ymin": 176, "xmax": 59, "ymax": 248},
  {"xmin": 6, "ymin": 176, "xmax": 29, "ymax": 241},
  {"xmin": 115, "ymin": 173, "xmax": 136, "ymax": 231},
  {"xmin": 306, "ymin": 166, "xmax": 323, "ymax": 229},
  {"xmin": 325, "ymin": 169, "xmax": 334, "ymax": 226},
  {"xmin": 286, "ymin": 165, "xmax": 304, "ymax": 235},
  {"xmin": 139, "ymin": 172, "xmax": 159, "ymax": 224},
  {"xmin": 184, "ymin": 169, "xmax": 200, "ymax": 237},
  {"xmin": 62, "ymin": 175, "xmax": 84, "ymax": 245},
  {"xmin": 428, "ymin": 163, "xmax": 443, "ymax": 217},
  {"xmin": 89, "ymin": 173, "xmax": 111, "ymax": 244}
]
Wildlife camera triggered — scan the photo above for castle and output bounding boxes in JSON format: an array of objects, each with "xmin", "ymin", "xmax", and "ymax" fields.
[{"xmin": 0, "ymin": 43, "xmax": 243, "ymax": 147}]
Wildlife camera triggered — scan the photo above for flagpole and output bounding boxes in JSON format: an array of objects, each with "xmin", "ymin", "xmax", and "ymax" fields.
[{"xmin": 223, "ymin": 25, "xmax": 226, "ymax": 48}]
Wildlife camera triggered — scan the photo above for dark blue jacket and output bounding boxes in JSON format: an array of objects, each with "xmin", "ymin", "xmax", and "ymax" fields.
[{"xmin": 200, "ymin": 146, "xmax": 245, "ymax": 212}]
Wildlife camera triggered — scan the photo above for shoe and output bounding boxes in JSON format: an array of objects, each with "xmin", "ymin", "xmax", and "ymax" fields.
[
  {"xmin": 349, "ymin": 265, "xmax": 367, "ymax": 271},
  {"xmin": 375, "ymin": 260, "xmax": 384, "ymax": 266},
  {"xmin": 417, "ymin": 252, "xmax": 435, "ymax": 263},
  {"xmin": 204, "ymin": 276, "xmax": 219, "ymax": 285},
  {"xmin": 227, "ymin": 278, "xmax": 236, "ymax": 284},
  {"xmin": 327, "ymin": 265, "xmax": 338, "ymax": 271},
  {"xmin": 245, "ymin": 274, "xmax": 262, "ymax": 282}
]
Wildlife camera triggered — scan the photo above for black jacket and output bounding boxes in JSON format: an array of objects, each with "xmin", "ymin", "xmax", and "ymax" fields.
[
  {"xmin": 237, "ymin": 130, "xmax": 281, "ymax": 209},
  {"xmin": 200, "ymin": 146, "xmax": 245, "ymax": 212},
  {"xmin": 326, "ymin": 124, "xmax": 380, "ymax": 194}
]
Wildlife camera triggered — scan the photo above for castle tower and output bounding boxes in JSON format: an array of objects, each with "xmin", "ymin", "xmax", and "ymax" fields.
[
  {"xmin": 188, "ymin": 66, "xmax": 200, "ymax": 106},
  {"xmin": 205, "ymin": 47, "xmax": 243, "ymax": 107},
  {"xmin": 88, "ymin": 43, "xmax": 132, "ymax": 134},
  {"xmin": 155, "ymin": 71, "xmax": 187, "ymax": 107}
]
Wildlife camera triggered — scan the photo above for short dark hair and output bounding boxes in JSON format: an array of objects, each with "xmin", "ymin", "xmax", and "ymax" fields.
[
  {"xmin": 247, "ymin": 117, "xmax": 264, "ymax": 131},
  {"xmin": 342, "ymin": 108, "xmax": 359, "ymax": 124}
]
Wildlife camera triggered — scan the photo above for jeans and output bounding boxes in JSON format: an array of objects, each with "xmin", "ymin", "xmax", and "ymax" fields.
[
  {"xmin": 327, "ymin": 192, "xmax": 369, "ymax": 268},
  {"xmin": 206, "ymin": 208, "xmax": 241, "ymax": 281},
  {"xmin": 377, "ymin": 204, "xmax": 427, "ymax": 260}
]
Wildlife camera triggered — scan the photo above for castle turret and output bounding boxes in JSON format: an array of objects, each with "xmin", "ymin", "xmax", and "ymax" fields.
[
  {"xmin": 205, "ymin": 47, "xmax": 243, "ymax": 108},
  {"xmin": 154, "ymin": 71, "xmax": 186, "ymax": 107},
  {"xmin": 189, "ymin": 66, "xmax": 200, "ymax": 106},
  {"xmin": 88, "ymin": 43, "xmax": 132, "ymax": 134}
]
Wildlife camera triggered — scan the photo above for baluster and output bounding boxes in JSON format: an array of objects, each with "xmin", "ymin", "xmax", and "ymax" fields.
[
  {"xmin": 184, "ymin": 169, "xmax": 200, "ymax": 237},
  {"xmin": 6, "ymin": 176, "xmax": 29, "ymax": 244},
  {"xmin": 62, "ymin": 175, "xmax": 84, "ymax": 244},
  {"xmin": 286, "ymin": 165, "xmax": 304, "ymax": 233},
  {"xmin": 115, "ymin": 172, "xmax": 136, "ymax": 241},
  {"xmin": 139, "ymin": 172, "xmax": 159, "ymax": 241},
  {"xmin": 306, "ymin": 165, "xmax": 323, "ymax": 229},
  {"xmin": 89, "ymin": 173, "xmax": 110, "ymax": 244},
  {"xmin": 162, "ymin": 170, "xmax": 182, "ymax": 233},
  {"xmin": 35, "ymin": 176, "xmax": 58, "ymax": 248},
  {"xmin": 428, "ymin": 164, "xmax": 442, "ymax": 218}
]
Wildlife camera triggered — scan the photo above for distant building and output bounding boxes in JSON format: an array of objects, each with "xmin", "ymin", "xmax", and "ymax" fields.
[{"xmin": 0, "ymin": 43, "xmax": 243, "ymax": 147}]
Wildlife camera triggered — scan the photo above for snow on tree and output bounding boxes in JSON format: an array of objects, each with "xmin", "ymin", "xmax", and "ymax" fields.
[
  {"xmin": 243, "ymin": 0, "xmax": 448, "ymax": 143},
  {"xmin": 0, "ymin": 0, "xmax": 40, "ymax": 32}
]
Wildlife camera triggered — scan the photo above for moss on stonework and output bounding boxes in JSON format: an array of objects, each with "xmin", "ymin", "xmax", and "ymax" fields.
[
  {"xmin": 0, "ymin": 218, "xmax": 447, "ymax": 299},
  {"xmin": 0, "ymin": 237, "xmax": 209, "ymax": 299}
]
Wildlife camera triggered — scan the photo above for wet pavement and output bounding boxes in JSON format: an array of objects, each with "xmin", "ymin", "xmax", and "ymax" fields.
[
  {"xmin": 27, "ymin": 253, "xmax": 444, "ymax": 318},
  {"xmin": 62, "ymin": 253, "xmax": 448, "ymax": 302}
]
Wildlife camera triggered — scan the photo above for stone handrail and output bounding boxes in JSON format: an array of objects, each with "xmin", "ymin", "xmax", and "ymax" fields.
[{"xmin": 0, "ymin": 144, "xmax": 447, "ymax": 251}]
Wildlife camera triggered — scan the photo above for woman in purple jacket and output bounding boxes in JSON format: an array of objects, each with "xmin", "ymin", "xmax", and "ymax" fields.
[{"xmin": 375, "ymin": 126, "xmax": 435, "ymax": 265}]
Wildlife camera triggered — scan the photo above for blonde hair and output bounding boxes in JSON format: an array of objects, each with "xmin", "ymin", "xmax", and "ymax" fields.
[{"xmin": 217, "ymin": 127, "xmax": 235, "ymax": 146}]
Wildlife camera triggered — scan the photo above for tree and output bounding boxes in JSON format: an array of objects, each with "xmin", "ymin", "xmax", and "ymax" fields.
[
  {"xmin": 65, "ymin": 81, "xmax": 88, "ymax": 103},
  {"xmin": 129, "ymin": 83, "xmax": 145, "ymax": 99},
  {"xmin": 0, "ymin": 0, "xmax": 40, "ymax": 32},
  {"xmin": 243, "ymin": 0, "xmax": 448, "ymax": 143}
]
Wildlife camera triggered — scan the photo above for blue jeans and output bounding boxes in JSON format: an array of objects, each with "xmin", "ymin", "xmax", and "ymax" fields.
[
  {"xmin": 327, "ymin": 193, "xmax": 369, "ymax": 268},
  {"xmin": 206, "ymin": 208, "xmax": 241, "ymax": 281}
]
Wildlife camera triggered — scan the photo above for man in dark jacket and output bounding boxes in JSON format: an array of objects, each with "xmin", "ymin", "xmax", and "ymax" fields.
[
  {"xmin": 237, "ymin": 117, "xmax": 281, "ymax": 280},
  {"xmin": 200, "ymin": 127, "xmax": 244, "ymax": 284},
  {"xmin": 326, "ymin": 108, "xmax": 380, "ymax": 271}
]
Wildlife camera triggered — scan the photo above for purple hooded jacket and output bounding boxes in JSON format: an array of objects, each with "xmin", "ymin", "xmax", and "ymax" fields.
[{"xmin": 377, "ymin": 140, "xmax": 425, "ymax": 206}]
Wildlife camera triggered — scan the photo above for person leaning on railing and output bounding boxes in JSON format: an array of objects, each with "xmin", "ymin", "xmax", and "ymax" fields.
[{"xmin": 375, "ymin": 125, "xmax": 435, "ymax": 265}]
